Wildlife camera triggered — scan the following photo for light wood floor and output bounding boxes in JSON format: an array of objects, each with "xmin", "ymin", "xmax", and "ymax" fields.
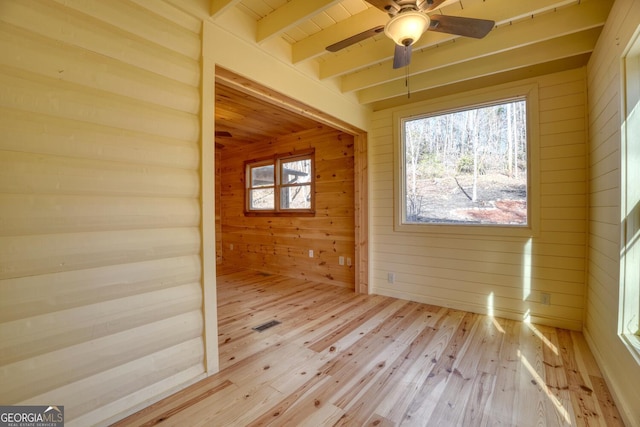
[{"xmin": 115, "ymin": 267, "xmax": 623, "ymax": 426}]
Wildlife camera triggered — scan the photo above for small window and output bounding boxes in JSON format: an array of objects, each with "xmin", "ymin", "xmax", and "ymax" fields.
[
  {"xmin": 400, "ymin": 98, "xmax": 529, "ymax": 228},
  {"xmin": 245, "ymin": 151, "xmax": 314, "ymax": 215}
]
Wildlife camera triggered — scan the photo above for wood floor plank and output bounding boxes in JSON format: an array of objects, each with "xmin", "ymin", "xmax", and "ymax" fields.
[
  {"xmin": 515, "ymin": 322, "xmax": 549, "ymax": 426},
  {"xmin": 459, "ymin": 316, "xmax": 506, "ymax": 425},
  {"xmin": 111, "ymin": 378, "xmax": 234, "ymax": 427},
  {"xmin": 400, "ymin": 311, "xmax": 479, "ymax": 424},
  {"xmin": 378, "ymin": 307, "xmax": 465, "ymax": 423},
  {"xmin": 556, "ymin": 329, "xmax": 608, "ymax": 427},
  {"xmin": 589, "ymin": 375, "xmax": 625, "ymax": 427},
  {"xmin": 245, "ymin": 371, "xmax": 331, "ymax": 426},
  {"xmin": 115, "ymin": 268, "xmax": 624, "ymax": 427},
  {"xmin": 480, "ymin": 318, "xmax": 521, "ymax": 426},
  {"xmin": 542, "ymin": 325, "xmax": 576, "ymax": 426}
]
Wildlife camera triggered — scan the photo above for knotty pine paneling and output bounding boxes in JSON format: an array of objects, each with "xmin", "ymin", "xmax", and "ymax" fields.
[
  {"xmin": 370, "ymin": 68, "xmax": 588, "ymax": 331},
  {"xmin": 0, "ymin": 1, "xmax": 205, "ymax": 425},
  {"xmin": 584, "ymin": 0, "xmax": 640, "ymax": 424},
  {"xmin": 216, "ymin": 145, "xmax": 223, "ymax": 264},
  {"xmin": 220, "ymin": 126, "xmax": 356, "ymax": 288}
]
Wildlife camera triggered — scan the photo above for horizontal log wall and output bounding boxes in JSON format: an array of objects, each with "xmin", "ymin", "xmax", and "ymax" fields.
[
  {"xmin": 221, "ymin": 126, "xmax": 356, "ymax": 288},
  {"xmin": 369, "ymin": 68, "xmax": 588, "ymax": 331},
  {"xmin": 0, "ymin": 1, "xmax": 205, "ymax": 425}
]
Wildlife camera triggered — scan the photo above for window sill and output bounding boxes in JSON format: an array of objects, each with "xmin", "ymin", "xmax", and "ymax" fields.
[
  {"xmin": 620, "ymin": 333, "xmax": 640, "ymax": 365},
  {"xmin": 245, "ymin": 211, "xmax": 315, "ymax": 217},
  {"xmin": 393, "ymin": 220, "xmax": 537, "ymax": 238}
]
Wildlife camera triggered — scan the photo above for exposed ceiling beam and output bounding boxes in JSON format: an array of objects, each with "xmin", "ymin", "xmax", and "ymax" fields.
[
  {"xmin": 370, "ymin": 54, "xmax": 591, "ymax": 111},
  {"xmin": 318, "ymin": 0, "xmax": 588, "ymax": 79},
  {"xmin": 357, "ymin": 27, "xmax": 602, "ymax": 104},
  {"xmin": 210, "ymin": 0, "xmax": 241, "ymax": 18},
  {"xmin": 292, "ymin": 7, "xmax": 387, "ymax": 63},
  {"xmin": 256, "ymin": 0, "xmax": 343, "ymax": 43},
  {"xmin": 342, "ymin": 0, "xmax": 611, "ymax": 92}
]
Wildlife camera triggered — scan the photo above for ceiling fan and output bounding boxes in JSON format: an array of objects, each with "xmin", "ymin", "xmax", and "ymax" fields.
[{"xmin": 326, "ymin": 0, "xmax": 495, "ymax": 69}]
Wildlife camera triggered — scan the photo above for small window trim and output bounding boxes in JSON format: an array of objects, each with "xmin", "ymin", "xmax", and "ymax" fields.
[
  {"xmin": 244, "ymin": 149, "xmax": 315, "ymax": 216},
  {"xmin": 392, "ymin": 83, "xmax": 540, "ymax": 237}
]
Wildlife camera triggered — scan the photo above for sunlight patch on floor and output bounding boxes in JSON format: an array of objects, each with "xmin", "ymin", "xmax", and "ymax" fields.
[
  {"xmin": 519, "ymin": 350, "xmax": 571, "ymax": 425},
  {"xmin": 526, "ymin": 322, "xmax": 558, "ymax": 355}
]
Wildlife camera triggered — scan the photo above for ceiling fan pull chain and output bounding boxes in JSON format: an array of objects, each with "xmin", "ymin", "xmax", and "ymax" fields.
[{"xmin": 406, "ymin": 62, "xmax": 411, "ymax": 99}]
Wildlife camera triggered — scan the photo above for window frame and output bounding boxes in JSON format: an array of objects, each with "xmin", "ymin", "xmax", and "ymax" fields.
[
  {"xmin": 619, "ymin": 27, "xmax": 640, "ymax": 362},
  {"xmin": 244, "ymin": 149, "xmax": 315, "ymax": 216},
  {"xmin": 393, "ymin": 83, "xmax": 540, "ymax": 237}
]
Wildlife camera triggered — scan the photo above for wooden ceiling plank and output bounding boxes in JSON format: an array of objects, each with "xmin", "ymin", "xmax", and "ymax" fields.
[
  {"xmin": 342, "ymin": 0, "xmax": 612, "ymax": 92},
  {"xmin": 215, "ymin": 82, "xmax": 323, "ymax": 145},
  {"xmin": 210, "ymin": 0, "xmax": 242, "ymax": 18},
  {"xmin": 357, "ymin": 28, "xmax": 602, "ymax": 104},
  {"xmin": 318, "ymin": 0, "xmax": 588, "ymax": 79},
  {"xmin": 292, "ymin": 7, "xmax": 387, "ymax": 63},
  {"xmin": 214, "ymin": 67, "xmax": 364, "ymax": 146},
  {"xmin": 256, "ymin": 0, "xmax": 343, "ymax": 43}
]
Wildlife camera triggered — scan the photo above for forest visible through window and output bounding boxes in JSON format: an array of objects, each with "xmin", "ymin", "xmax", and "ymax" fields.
[{"xmin": 403, "ymin": 98, "xmax": 528, "ymax": 226}]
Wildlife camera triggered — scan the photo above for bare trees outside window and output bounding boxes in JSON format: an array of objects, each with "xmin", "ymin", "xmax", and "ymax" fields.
[{"xmin": 402, "ymin": 98, "xmax": 528, "ymax": 226}]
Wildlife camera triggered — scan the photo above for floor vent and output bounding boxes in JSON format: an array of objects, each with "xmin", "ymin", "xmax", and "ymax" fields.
[{"xmin": 252, "ymin": 320, "xmax": 281, "ymax": 332}]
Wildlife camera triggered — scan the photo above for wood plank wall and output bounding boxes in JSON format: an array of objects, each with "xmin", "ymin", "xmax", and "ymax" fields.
[
  {"xmin": 220, "ymin": 126, "xmax": 356, "ymax": 288},
  {"xmin": 216, "ymin": 145, "xmax": 223, "ymax": 264},
  {"xmin": 369, "ymin": 68, "xmax": 588, "ymax": 331},
  {"xmin": 585, "ymin": 0, "xmax": 640, "ymax": 424},
  {"xmin": 0, "ymin": 1, "xmax": 206, "ymax": 425}
]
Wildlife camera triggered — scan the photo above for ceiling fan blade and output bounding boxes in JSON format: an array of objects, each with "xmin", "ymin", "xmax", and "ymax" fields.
[
  {"xmin": 420, "ymin": 0, "xmax": 451, "ymax": 13},
  {"xmin": 365, "ymin": 0, "xmax": 400, "ymax": 15},
  {"xmin": 393, "ymin": 44, "xmax": 412, "ymax": 69},
  {"xmin": 429, "ymin": 15, "xmax": 495, "ymax": 39},
  {"xmin": 326, "ymin": 25, "xmax": 385, "ymax": 52}
]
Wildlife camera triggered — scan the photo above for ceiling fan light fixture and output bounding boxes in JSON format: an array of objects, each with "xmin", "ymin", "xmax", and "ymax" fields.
[{"xmin": 384, "ymin": 10, "xmax": 430, "ymax": 47}]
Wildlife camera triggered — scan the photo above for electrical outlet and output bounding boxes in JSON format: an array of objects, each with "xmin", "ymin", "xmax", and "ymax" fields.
[
  {"xmin": 541, "ymin": 292, "xmax": 551, "ymax": 305},
  {"xmin": 309, "ymin": 249, "xmax": 313, "ymax": 258},
  {"xmin": 339, "ymin": 256, "xmax": 344, "ymax": 265},
  {"xmin": 229, "ymin": 243, "xmax": 233, "ymax": 250},
  {"xmin": 388, "ymin": 272, "xmax": 395, "ymax": 284}
]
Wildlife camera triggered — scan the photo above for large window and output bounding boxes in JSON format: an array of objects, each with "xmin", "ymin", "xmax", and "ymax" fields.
[
  {"xmin": 398, "ymin": 94, "xmax": 532, "ymax": 232},
  {"xmin": 245, "ymin": 150, "xmax": 314, "ymax": 215},
  {"xmin": 621, "ymin": 30, "xmax": 640, "ymax": 359}
]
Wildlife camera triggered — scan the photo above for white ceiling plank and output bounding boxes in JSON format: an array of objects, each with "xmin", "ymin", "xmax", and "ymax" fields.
[
  {"xmin": 357, "ymin": 28, "xmax": 602, "ymax": 104},
  {"xmin": 256, "ymin": 0, "xmax": 344, "ymax": 43},
  {"xmin": 210, "ymin": 0, "xmax": 242, "ymax": 17},
  {"xmin": 292, "ymin": 7, "xmax": 387, "ymax": 63},
  {"xmin": 342, "ymin": 0, "xmax": 612, "ymax": 92}
]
